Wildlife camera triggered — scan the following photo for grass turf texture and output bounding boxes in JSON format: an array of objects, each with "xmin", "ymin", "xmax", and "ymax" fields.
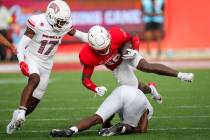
[{"xmin": 0, "ymin": 69, "xmax": 209, "ymax": 140}]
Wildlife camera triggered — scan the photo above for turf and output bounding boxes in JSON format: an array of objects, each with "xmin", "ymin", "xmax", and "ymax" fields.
[{"xmin": 0, "ymin": 69, "xmax": 210, "ymax": 140}]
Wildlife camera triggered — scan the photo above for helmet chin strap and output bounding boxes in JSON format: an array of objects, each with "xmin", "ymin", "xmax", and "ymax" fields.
[
  {"xmin": 103, "ymin": 49, "xmax": 110, "ymax": 55},
  {"xmin": 97, "ymin": 47, "xmax": 110, "ymax": 56}
]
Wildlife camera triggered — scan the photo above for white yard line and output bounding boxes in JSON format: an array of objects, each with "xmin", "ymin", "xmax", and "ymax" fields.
[
  {"xmin": 0, "ymin": 107, "xmax": 97, "ymax": 112},
  {"xmin": 0, "ymin": 128, "xmax": 210, "ymax": 134},
  {"xmin": 0, "ymin": 78, "xmax": 58, "ymax": 85},
  {"xmin": 1, "ymin": 115, "xmax": 210, "ymax": 122},
  {"xmin": 1, "ymin": 105, "xmax": 210, "ymax": 112}
]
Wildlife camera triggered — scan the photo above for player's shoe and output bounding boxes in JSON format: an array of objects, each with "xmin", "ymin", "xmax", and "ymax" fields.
[
  {"xmin": 177, "ymin": 72, "xmax": 194, "ymax": 82},
  {"xmin": 50, "ymin": 129, "xmax": 75, "ymax": 137},
  {"xmin": 99, "ymin": 123, "xmax": 124, "ymax": 136},
  {"xmin": 6, "ymin": 110, "xmax": 25, "ymax": 134},
  {"xmin": 148, "ymin": 82, "xmax": 162, "ymax": 104}
]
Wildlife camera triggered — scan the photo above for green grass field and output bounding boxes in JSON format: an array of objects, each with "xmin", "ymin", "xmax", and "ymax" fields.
[{"xmin": 0, "ymin": 69, "xmax": 210, "ymax": 140}]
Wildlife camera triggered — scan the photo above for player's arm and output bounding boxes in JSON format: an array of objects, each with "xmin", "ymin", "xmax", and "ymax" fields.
[
  {"xmin": 0, "ymin": 34, "xmax": 16, "ymax": 54},
  {"xmin": 82, "ymin": 65, "xmax": 96, "ymax": 92},
  {"xmin": 68, "ymin": 28, "xmax": 88, "ymax": 43},
  {"xmin": 17, "ymin": 27, "xmax": 35, "ymax": 63},
  {"xmin": 82, "ymin": 65, "xmax": 107, "ymax": 96}
]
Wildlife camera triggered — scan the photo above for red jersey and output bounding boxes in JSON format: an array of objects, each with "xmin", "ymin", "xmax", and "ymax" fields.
[
  {"xmin": 79, "ymin": 27, "xmax": 130, "ymax": 71},
  {"xmin": 79, "ymin": 26, "xmax": 140, "ymax": 93}
]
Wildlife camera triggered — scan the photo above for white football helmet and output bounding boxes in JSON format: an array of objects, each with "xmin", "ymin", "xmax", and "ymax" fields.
[
  {"xmin": 46, "ymin": 0, "xmax": 71, "ymax": 32},
  {"xmin": 88, "ymin": 25, "xmax": 111, "ymax": 51}
]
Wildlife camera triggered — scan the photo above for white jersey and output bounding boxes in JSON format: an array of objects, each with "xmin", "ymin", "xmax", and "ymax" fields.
[{"xmin": 26, "ymin": 13, "xmax": 72, "ymax": 68}]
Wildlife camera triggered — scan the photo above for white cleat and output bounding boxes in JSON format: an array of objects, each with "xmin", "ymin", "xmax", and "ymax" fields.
[
  {"xmin": 6, "ymin": 110, "xmax": 25, "ymax": 134},
  {"xmin": 6, "ymin": 110, "xmax": 19, "ymax": 134},
  {"xmin": 178, "ymin": 72, "xmax": 194, "ymax": 82},
  {"xmin": 148, "ymin": 82, "xmax": 162, "ymax": 104}
]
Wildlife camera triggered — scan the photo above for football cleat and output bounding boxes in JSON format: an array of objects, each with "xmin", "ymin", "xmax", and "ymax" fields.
[
  {"xmin": 50, "ymin": 129, "xmax": 75, "ymax": 137},
  {"xmin": 148, "ymin": 82, "xmax": 162, "ymax": 104},
  {"xmin": 99, "ymin": 123, "xmax": 124, "ymax": 136},
  {"xmin": 6, "ymin": 110, "xmax": 25, "ymax": 134},
  {"xmin": 177, "ymin": 72, "xmax": 194, "ymax": 82},
  {"xmin": 6, "ymin": 110, "xmax": 19, "ymax": 134}
]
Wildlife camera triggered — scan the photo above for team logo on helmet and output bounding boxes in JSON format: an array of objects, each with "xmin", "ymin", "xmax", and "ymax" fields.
[{"xmin": 49, "ymin": 2, "xmax": 60, "ymax": 14}]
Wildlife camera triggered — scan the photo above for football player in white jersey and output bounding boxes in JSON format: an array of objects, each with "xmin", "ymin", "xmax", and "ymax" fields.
[
  {"xmin": 50, "ymin": 85, "xmax": 151, "ymax": 137},
  {"xmin": 6, "ymin": 0, "xmax": 89, "ymax": 134}
]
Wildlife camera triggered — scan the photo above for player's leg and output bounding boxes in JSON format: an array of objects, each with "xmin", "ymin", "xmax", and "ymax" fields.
[
  {"xmin": 121, "ymin": 90, "xmax": 147, "ymax": 128},
  {"xmin": 25, "ymin": 96, "xmax": 40, "ymax": 115},
  {"xmin": 126, "ymin": 49, "xmax": 194, "ymax": 82},
  {"xmin": 101, "ymin": 114, "xmax": 115, "ymax": 128},
  {"xmin": 113, "ymin": 61, "xmax": 162, "ymax": 103},
  {"xmin": 50, "ymin": 114, "xmax": 103, "ymax": 137},
  {"xmin": 26, "ymin": 67, "xmax": 51, "ymax": 115},
  {"xmin": 7, "ymin": 57, "xmax": 40, "ymax": 134},
  {"xmin": 138, "ymin": 81, "xmax": 151, "ymax": 93},
  {"xmin": 50, "ymin": 87, "xmax": 123, "ymax": 137},
  {"xmin": 99, "ymin": 87, "xmax": 148, "ymax": 136},
  {"xmin": 54, "ymin": 89, "xmax": 120, "ymax": 134},
  {"xmin": 19, "ymin": 73, "xmax": 40, "ymax": 110},
  {"xmin": 137, "ymin": 59, "xmax": 178, "ymax": 77},
  {"xmin": 137, "ymin": 59, "xmax": 194, "ymax": 82},
  {"xmin": 113, "ymin": 61, "xmax": 139, "ymax": 87},
  {"xmin": 7, "ymin": 61, "xmax": 51, "ymax": 134}
]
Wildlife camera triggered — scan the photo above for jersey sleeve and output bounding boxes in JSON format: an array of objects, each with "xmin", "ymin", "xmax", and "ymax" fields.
[
  {"xmin": 79, "ymin": 45, "xmax": 99, "ymax": 93},
  {"xmin": 131, "ymin": 35, "xmax": 141, "ymax": 51},
  {"xmin": 82, "ymin": 66, "xmax": 97, "ymax": 92},
  {"xmin": 26, "ymin": 16, "xmax": 38, "ymax": 33},
  {"xmin": 79, "ymin": 45, "xmax": 98, "ymax": 67},
  {"xmin": 119, "ymin": 28, "xmax": 131, "ymax": 42},
  {"xmin": 79, "ymin": 46, "xmax": 89, "ymax": 66}
]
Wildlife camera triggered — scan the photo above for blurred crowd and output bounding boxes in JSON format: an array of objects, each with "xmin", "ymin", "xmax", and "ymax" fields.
[
  {"xmin": 0, "ymin": 0, "xmax": 14, "ymax": 61},
  {"xmin": 0, "ymin": 0, "xmax": 164, "ymax": 62},
  {"xmin": 0, "ymin": 0, "xmax": 40, "ymax": 62}
]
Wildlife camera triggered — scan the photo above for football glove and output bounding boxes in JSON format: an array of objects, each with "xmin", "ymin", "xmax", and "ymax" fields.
[
  {"xmin": 19, "ymin": 61, "xmax": 29, "ymax": 77},
  {"xmin": 122, "ymin": 49, "xmax": 138, "ymax": 59},
  {"xmin": 95, "ymin": 86, "xmax": 107, "ymax": 96}
]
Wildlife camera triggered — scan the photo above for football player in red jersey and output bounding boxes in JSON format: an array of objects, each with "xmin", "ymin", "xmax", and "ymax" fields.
[
  {"xmin": 0, "ymin": 34, "xmax": 16, "ymax": 54},
  {"xmin": 79, "ymin": 25, "xmax": 194, "ymax": 100}
]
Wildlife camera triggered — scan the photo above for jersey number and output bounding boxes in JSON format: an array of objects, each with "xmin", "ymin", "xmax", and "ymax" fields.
[{"xmin": 38, "ymin": 40, "xmax": 59, "ymax": 55}]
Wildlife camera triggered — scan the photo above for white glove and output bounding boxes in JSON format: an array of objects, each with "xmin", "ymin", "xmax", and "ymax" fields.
[
  {"xmin": 177, "ymin": 72, "xmax": 194, "ymax": 82},
  {"xmin": 95, "ymin": 86, "xmax": 107, "ymax": 96},
  {"xmin": 122, "ymin": 49, "xmax": 138, "ymax": 59}
]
